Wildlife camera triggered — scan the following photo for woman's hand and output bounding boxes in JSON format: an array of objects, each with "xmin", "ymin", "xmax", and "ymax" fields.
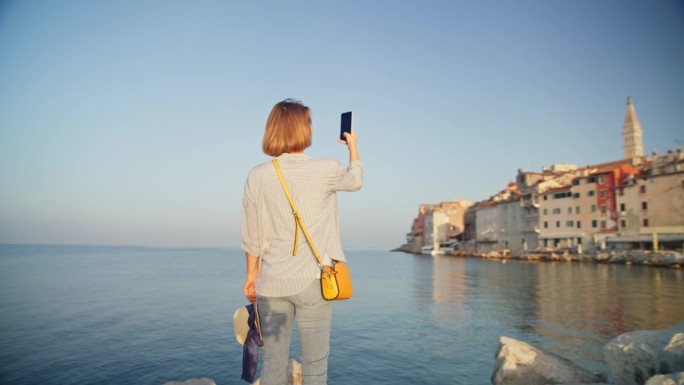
[
  {"xmin": 338, "ymin": 129, "xmax": 359, "ymax": 162},
  {"xmin": 244, "ymin": 252, "xmax": 259, "ymax": 303},
  {"xmin": 243, "ymin": 278, "xmax": 256, "ymax": 303}
]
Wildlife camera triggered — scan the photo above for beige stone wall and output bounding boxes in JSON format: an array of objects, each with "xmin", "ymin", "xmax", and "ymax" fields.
[
  {"xmin": 618, "ymin": 171, "xmax": 684, "ymax": 235},
  {"xmin": 500, "ymin": 199, "xmax": 525, "ymax": 256},
  {"xmin": 571, "ymin": 175, "xmax": 603, "ymax": 250},
  {"xmin": 538, "ymin": 188, "xmax": 576, "ymax": 248}
]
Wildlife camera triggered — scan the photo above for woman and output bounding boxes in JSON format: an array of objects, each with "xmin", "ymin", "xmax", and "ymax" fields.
[{"xmin": 241, "ymin": 99, "xmax": 363, "ymax": 385}]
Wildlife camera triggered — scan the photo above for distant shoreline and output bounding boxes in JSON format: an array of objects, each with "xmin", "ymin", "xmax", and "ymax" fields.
[{"xmin": 391, "ymin": 245, "xmax": 684, "ymax": 269}]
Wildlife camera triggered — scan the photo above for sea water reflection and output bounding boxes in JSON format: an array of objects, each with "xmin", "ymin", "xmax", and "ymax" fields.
[{"xmin": 399, "ymin": 254, "xmax": 683, "ymax": 375}]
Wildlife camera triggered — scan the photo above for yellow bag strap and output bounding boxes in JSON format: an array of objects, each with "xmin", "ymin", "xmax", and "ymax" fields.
[{"xmin": 272, "ymin": 159, "xmax": 323, "ymax": 266}]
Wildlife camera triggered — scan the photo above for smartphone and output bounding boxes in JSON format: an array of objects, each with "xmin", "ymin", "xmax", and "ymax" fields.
[{"xmin": 340, "ymin": 111, "xmax": 352, "ymax": 142}]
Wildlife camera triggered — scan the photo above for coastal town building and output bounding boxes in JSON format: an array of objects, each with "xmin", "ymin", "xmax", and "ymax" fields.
[
  {"xmin": 611, "ymin": 150, "xmax": 684, "ymax": 250},
  {"xmin": 405, "ymin": 204, "xmax": 436, "ymax": 254},
  {"xmin": 516, "ymin": 165, "xmax": 577, "ymax": 252},
  {"xmin": 469, "ymin": 183, "xmax": 522, "ymax": 255},
  {"xmin": 500, "ymin": 196, "xmax": 525, "ymax": 256},
  {"xmin": 474, "ymin": 201, "xmax": 502, "ymax": 254},
  {"xmin": 400, "ymin": 98, "xmax": 683, "ymax": 256},
  {"xmin": 461, "ymin": 202, "xmax": 479, "ymax": 253},
  {"xmin": 405, "ymin": 201, "xmax": 471, "ymax": 254},
  {"xmin": 563, "ymin": 160, "xmax": 640, "ymax": 252},
  {"xmin": 538, "ymin": 185, "xmax": 575, "ymax": 249}
]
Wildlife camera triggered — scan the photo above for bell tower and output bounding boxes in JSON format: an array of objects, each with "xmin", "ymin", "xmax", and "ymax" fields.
[{"xmin": 622, "ymin": 97, "xmax": 644, "ymax": 159}]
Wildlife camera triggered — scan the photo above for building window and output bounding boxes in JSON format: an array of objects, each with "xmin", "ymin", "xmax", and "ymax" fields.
[
  {"xmin": 643, "ymin": 218, "xmax": 649, "ymax": 227},
  {"xmin": 592, "ymin": 220, "xmax": 598, "ymax": 228},
  {"xmin": 621, "ymin": 220, "xmax": 626, "ymax": 228},
  {"xmin": 640, "ymin": 185, "xmax": 646, "ymax": 193},
  {"xmin": 575, "ymin": 206, "xmax": 580, "ymax": 214},
  {"xmin": 556, "ymin": 221, "xmax": 560, "ymax": 228},
  {"xmin": 573, "ymin": 192, "xmax": 580, "ymax": 198},
  {"xmin": 601, "ymin": 221, "xmax": 607, "ymax": 229},
  {"xmin": 600, "ymin": 190, "xmax": 606, "ymax": 198},
  {"xmin": 555, "ymin": 191, "xmax": 572, "ymax": 199},
  {"xmin": 543, "ymin": 195, "xmax": 548, "ymax": 201},
  {"xmin": 620, "ymin": 203, "xmax": 626, "ymax": 212},
  {"xmin": 598, "ymin": 175, "xmax": 605, "ymax": 183},
  {"xmin": 543, "ymin": 208, "xmax": 547, "ymax": 215},
  {"xmin": 577, "ymin": 237, "xmax": 582, "ymax": 244},
  {"xmin": 568, "ymin": 207, "xmax": 572, "ymax": 214},
  {"xmin": 552, "ymin": 208, "xmax": 561, "ymax": 214},
  {"xmin": 577, "ymin": 221, "xmax": 581, "ymax": 229},
  {"xmin": 588, "ymin": 176, "xmax": 596, "ymax": 183},
  {"xmin": 544, "ymin": 221, "xmax": 548, "ymax": 229},
  {"xmin": 591, "ymin": 205, "xmax": 597, "ymax": 212},
  {"xmin": 588, "ymin": 191, "xmax": 595, "ymax": 197},
  {"xmin": 619, "ymin": 188, "xmax": 624, "ymax": 196},
  {"xmin": 566, "ymin": 220, "xmax": 573, "ymax": 227},
  {"xmin": 601, "ymin": 206, "xmax": 607, "ymax": 214},
  {"xmin": 642, "ymin": 202, "xmax": 648, "ymax": 210}
]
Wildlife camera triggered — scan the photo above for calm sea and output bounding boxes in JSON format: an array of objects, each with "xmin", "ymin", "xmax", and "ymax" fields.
[{"xmin": 0, "ymin": 245, "xmax": 682, "ymax": 385}]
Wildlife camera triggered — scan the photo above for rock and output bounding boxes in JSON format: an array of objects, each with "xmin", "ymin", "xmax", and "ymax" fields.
[
  {"xmin": 562, "ymin": 382, "xmax": 611, "ymax": 385},
  {"xmin": 491, "ymin": 336, "xmax": 601, "ymax": 385},
  {"xmin": 609, "ymin": 253, "xmax": 627, "ymax": 264},
  {"xmin": 252, "ymin": 359, "xmax": 302, "ymax": 385},
  {"xmin": 604, "ymin": 321, "xmax": 684, "ymax": 385},
  {"xmin": 163, "ymin": 378, "xmax": 216, "ymax": 385},
  {"xmin": 645, "ymin": 372, "xmax": 684, "ymax": 385},
  {"xmin": 663, "ymin": 332, "xmax": 684, "ymax": 373}
]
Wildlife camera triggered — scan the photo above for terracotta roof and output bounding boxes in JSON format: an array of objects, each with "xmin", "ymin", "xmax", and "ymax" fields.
[{"xmin": 542, "ymin": 185, "xmax": 571, "ymax": 194}]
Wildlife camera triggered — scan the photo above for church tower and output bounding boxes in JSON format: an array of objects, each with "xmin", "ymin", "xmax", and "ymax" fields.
[{"xmin": 622, "ymin": 97, "xmax": 644, "ymax": 159}]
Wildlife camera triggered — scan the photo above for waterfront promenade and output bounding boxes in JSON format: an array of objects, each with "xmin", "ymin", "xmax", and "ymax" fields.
[{"xmin": 393, "ymin": 244, "xmax": 684, "ymax": 269}]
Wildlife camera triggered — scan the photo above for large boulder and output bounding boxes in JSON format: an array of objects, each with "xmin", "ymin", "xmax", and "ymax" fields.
[
  {"xmin": 604, "ymin": 321, "xmax": 684, "ymax": 385},
  {"xmin": 491, "ymin": 336, "xmax": 602, "ymax": 385},
  {"xmin": 644, "ymin": 372, "xmax": 684, "ymax": 385}
]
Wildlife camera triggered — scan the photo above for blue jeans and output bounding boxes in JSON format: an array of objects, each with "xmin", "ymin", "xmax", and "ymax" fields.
[{"xmin": 256, "ymin": 280, "xmax": 332, "ymax": 385}]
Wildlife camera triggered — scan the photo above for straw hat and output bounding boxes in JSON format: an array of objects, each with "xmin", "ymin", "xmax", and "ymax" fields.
[{"xmin": 233, "ymin": 306, "xmax": 249, "ymax": 345}]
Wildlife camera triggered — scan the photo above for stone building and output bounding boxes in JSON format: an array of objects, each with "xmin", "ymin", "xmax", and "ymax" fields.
[
  {"xmin": 405, "ymin": 204, "xmax": 436, "ymax": 254},
  {"xmin": 538, "ymin": 185, "xmax": 575, "ymax": 249},
  {"xmin": 611, "ymin": 149, "xmax": 684, "ymax": 250},
  {"xmin": 475, "ymin": 201, "xmax": 502, "ymax": 254},
  {"xmin": 405, "ymin": 201, "xmax": 471, "ymax": 254},
  {"xmin": 567, "ymin": 160, "xmax": 639, "ymax": 252},
  {"xmin": 516, "ymin": 165, "xmax": 576, "ymax": 252},
  {"xmin": 499, "ymin": 195, "xmax": 525, "ymax": 256}
]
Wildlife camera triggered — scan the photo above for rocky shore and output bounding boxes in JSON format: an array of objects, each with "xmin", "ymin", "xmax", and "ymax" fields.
[
  {"xmin": 492, "ymin": 321, "xmax": 684, "ymax": 385},
  {"xmin": 166, "ymin": 323, "xmax": 683, "ymax": 385},
  {"xmin": 393, "ymin": 245, "xmax": 684, "ymax": 269}
]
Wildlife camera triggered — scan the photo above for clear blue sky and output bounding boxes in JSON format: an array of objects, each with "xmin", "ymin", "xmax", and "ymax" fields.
[{"xmin": 1, "ymin": 1, "xmax": 682, "ymax": 249}]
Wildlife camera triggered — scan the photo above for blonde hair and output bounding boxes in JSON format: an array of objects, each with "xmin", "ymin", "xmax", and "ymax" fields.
[{"xmin": 262, "ymin": 99, "xmax": 312, "ymax": 156}]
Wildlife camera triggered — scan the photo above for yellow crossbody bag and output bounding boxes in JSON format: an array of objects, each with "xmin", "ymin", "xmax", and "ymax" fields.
[{"xmin": 273, "ymin": 159, "xmax": 353, "ymax": 301}]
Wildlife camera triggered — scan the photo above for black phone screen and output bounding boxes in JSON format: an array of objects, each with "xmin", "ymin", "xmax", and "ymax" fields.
[{"xmin": 340, "ymin": 111, "xmax": 352, "ymax": 141}]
